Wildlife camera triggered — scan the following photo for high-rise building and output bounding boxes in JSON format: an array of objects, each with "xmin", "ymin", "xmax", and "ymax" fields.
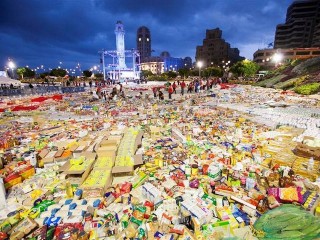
[
  {"xmin": 137, "ymin": 26, "xmax": 151, "ymax": 62},
  {"xmin": 274, "ymin": 0, "xmax": 320, "ymax": 48},
  {"xmin": 183, "ymin": 57, "xmax": 192, "ymax": 69},
  {"xmin": 196, "ymin": 28, "xmax": 243, "ymax": 67}
]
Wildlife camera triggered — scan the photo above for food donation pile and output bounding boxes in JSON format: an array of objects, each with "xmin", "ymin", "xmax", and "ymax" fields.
[{"xmin": 0, "ymin": 84, "xmax": 319, "ymax": 240}]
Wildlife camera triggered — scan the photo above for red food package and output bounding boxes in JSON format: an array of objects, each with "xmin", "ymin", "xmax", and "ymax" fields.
[
  {"xmin": 169, "ymin": 224, "xmax": 185, "ymax": 235},
  {"xmin": 267, "ymin": 188, "xmax": 281, "ymax": 202},
  {"xmin": 144, "ymin": 201, "xmax": 154, "ymax": 209},
  {"xmin": 26, "ymin": 225, "xmax": 47, "ymax": 240},
  {"xmin": 54, "ymin": 223, "xmax": 83, "ymax": 239},
  {"xmin": 120, "ymin": 182, "xmax": 132, "ymax": 194}
]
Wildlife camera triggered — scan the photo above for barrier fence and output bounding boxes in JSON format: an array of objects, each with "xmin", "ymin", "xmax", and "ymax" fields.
[{"xmin": 0, "ymin": 86, "xmax": 85, "ymax": 96}]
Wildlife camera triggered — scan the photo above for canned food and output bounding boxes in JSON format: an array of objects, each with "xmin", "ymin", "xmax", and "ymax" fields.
[
  {"xmin": 84, "ymin": 213, "xmax": 92, "ymax": 222},
  {"xmin": 191, "ymin": 164, "xmax": 198, "ymax": 175},
  {"xmin": 7, "ymin": 211, "xmax": 20, "ymax": 225}
]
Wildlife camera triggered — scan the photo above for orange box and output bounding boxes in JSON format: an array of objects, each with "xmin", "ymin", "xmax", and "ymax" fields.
[{"xmin": 20, "ymin": 167, "xmax": 35, "ymax": 180}]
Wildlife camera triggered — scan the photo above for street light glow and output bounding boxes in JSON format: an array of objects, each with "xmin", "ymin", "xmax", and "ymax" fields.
[
  {"xmin": 197, "ymin": 61, "xmax": 203, "ymax": 78},
  {"xmin": 8, "ymin": 61, "xmax": 15, "ymax": 69},
  {"xmin": 273, "ymin": 53, "xmax": 283, "ymax": 63}
]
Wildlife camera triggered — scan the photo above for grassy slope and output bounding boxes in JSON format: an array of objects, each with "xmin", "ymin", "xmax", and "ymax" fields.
[{"xmin": 256, "ymin": 57, "xmax": 320, "ymax": 94}]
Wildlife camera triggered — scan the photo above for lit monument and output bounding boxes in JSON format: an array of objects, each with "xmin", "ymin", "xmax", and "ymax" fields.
[
  {"xmin": 115, "ymin": 21, "xmax": 127, "ymax": 69},
  {"xmin": 99, "ymin": 21, "xmax": 140, "ymax": 81}
]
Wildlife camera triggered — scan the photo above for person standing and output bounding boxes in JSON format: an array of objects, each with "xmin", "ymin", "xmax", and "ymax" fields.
[
  {"xmin": 195, "ymin": 80, "xmax": 199, "ymax": 93},
  {"xmin": 181, "ymin": 80, "xmax": 186, "ymax": 96},
  {"xmin": 206, "ymin": 79, "xmax": 210, "ymax": 91},
  {"xmin": 158, "ymin": 89, "xmax": 164, "ymax": 100},
  {"xmin": 152, "ymin": 87, "xmax": 158, "ymax": 98},
  {"xmin": 172, "ymin": 81, "xmax": 177, "ymax": 94},
  {"xmin": 168, "ymin": 84, "xmax": 173, "ymax": 99},
  {"xmin": 187, "ymin": 82, "xmax": 192, "ymax": 93}
]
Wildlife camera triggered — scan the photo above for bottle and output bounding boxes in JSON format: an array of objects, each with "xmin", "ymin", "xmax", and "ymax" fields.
[
  {"xmin": 65, "ymin": 181, "xmax": 73, "ymax": 198},
  {"xmin": 185, "ymin": 164, "xmax": 191, "ymax": 178},
  {"xmin": 307, "ymin": 157, "xmax": 314, "ymax": 171}
]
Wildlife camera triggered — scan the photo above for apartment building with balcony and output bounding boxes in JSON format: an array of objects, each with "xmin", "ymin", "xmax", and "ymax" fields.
[
  {"xmin": 274, "ymin": 0, "xmax": 320, "ymax": 48},
  {"xmin": 253, "ymin": 47, "xmax": 320, "ymax": 67}
]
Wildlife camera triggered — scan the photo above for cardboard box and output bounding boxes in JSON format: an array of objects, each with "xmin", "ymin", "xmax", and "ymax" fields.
[
  {"xmin": 81, "ymin": 168, "xmax": 113, "ymax": 198},
  {"xmin": 54, "ymin": 140, "xmax": 74, "ymax": 149},
  {"xmin": 135, "ymin": 131, "xmax": 143, "ymax": 149},
  {"xmin": 42, "ymin": 151, "xmax": 57, "ymax": 164},
  {"xmin": 38, "ymin": 149, "xmax": 49, "ymax": 159},
  {"xmin": 58, "ymin": 157, "xmax": 96, "ymax": 185},
  {"xmin": 9, "ymin": 217, "xmax": 38, "ymax": 238},
  {"xmin": 72, "ymin": 152, "xmax": 97, "ymax": 161},
  {"xmin": 108, "ymin": 135, "xmax": 123, "ymax": 144},
  {"xmin": 294, "ymin": 138, "xmax": 320, "ymax": 160},
  {"xmin": 99, "ymin": 139, "xmax": 119, "ymax": 147},
  {"xmin": 68, "ymin": 144, "xmax": 79, "ymax": 152},
  {"xmin": 95, "ymin": 145, "xmax": 118, "ymax": 152},
  {"xmin": 112, "ymin": 154, "xmax": 143, "ymax": 177},
  {"xmin": 54, "ymin": 149, "xmax": 64, "ymax": 158},
  {"xmin": 94, "ymin": 150, "xmax": 116, "ymax": 169},
  {"xmin": 54, "ymin": 150, "xmax": 73, "ymax": 163},
  {"xmin": 94, "ymin": 139, "xmax": 119, "ymax": 152}
]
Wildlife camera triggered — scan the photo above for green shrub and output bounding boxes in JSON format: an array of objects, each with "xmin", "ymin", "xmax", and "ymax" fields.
[
  {"xmin": 294, "ymin": 83, "xmax": 320, "ymax": 95},
  {"xmin": 147, "ymin": 75, "xmax": 168, "ymax": 81}
]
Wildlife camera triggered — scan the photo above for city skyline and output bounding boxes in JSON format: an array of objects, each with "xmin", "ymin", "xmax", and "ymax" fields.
[{"xmin": 0, "ymin": 0, "xmax": 294, "ymax": 71}]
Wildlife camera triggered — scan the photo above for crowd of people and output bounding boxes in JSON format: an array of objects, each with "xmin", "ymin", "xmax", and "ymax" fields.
[
  {"xmin": 87, "ymin": 77, "xmax": 226, "ymax": 103},
  {"xmin": 151, "ymin": 77, "xmax": 223, "ymax": 100}
]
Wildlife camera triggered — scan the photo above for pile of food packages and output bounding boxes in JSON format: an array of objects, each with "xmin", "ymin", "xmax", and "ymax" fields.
[{"xmin": 0, "ymin": 84, "xmax": 319, "ymax": 240}]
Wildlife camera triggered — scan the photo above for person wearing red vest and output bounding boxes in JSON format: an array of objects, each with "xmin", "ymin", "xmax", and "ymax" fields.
[
  {"xmin": 168, "ymin": 84, "xmax": 173, "ymax": 99},
  {"xmin": 181, "ymin": 80, "xmax": 186, "ymax": 96},
  {"xmin": 172, "ymin": 81, "xmax": 177, "ymax": 94}
]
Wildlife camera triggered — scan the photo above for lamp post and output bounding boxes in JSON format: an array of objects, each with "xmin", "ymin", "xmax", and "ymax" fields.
[{"xmin": 197, "ymin": 61, "xmax": 203, "ymax": 78}]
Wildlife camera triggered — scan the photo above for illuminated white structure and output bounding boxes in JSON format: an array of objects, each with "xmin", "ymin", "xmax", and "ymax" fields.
[
  {"xmin": 115, "ymin": 21, "xmax": 127, "ymax": 69},
  {"xmin": 99, "ymin": 21, "xmax": 141, "ymax": 81}
]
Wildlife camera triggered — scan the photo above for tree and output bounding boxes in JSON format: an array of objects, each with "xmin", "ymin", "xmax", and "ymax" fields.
[
  {"xmin": 190, "ymin": 69, "xmax": 199, "ymax": 76},
  {"xmin": 166, "ymin": 71, "xmax": 178, "ymax": 79},
  {"xmin": 40, "ymin": 72, "xmax": 50, "ymax": 79},
  {"xmin": 83, "ymin": 70, "xmax": 92, "ymax": 78},
  {"xmin": 141, "ymin": 70, "xmax": 153, "ymax": 78},
  {"xmin": 178, "ymin": 68, "xmax": 191, "ymax": 78},
  {"xmin": 203, "ymin": 67, "xmax": 223, "ymax": 78},
  {"xmin": 50, "ymin": 68, "xmax": 67, "ymax": 77},
  {"xmin": 24, "ymin": 68, "xmax": 36, "ymax": 78},
  {"xmin": 230, "ymin": 59, "xmax": 260, "ymax": 77},
  {"xmin": 16, "ymin": 67, "xmax": 26, "ymax": 79}
]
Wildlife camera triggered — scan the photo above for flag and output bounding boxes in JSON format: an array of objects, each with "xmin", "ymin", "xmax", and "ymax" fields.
[{"xmin": 268, "ymin": 42, "xmax": 273, "ymax": 48}]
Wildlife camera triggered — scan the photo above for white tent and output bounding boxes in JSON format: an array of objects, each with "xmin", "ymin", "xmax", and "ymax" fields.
[{"xmin": 0, "ymin": 76, "xmax": 21, "ymax": 86}]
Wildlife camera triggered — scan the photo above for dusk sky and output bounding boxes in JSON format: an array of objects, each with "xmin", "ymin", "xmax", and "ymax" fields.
[{"xmin": 0, "ymin": 0, "xmax": 294, "ymax": 72}]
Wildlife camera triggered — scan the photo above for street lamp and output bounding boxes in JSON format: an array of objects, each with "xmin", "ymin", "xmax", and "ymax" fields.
[
  {"xmin": 273, "ymin": 53, "xmax": 283, "ymax": 67},
  {"xmin": 197, "ymin": 61, "xmax": 203, "ymax": 78},
  {"xmin": 8, "ymin": 60, "xmax": 15, "ymax": 78}
]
